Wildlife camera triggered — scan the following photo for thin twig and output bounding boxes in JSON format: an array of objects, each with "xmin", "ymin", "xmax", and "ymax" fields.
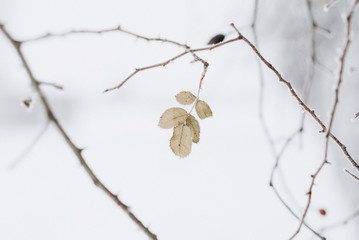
[
  {"xmin": 104, "ymin": 37, "xmax": 241, "ymax": 92},
  {"xmin": 22, "ymin": 25, "xmax": 188, "ymax": 48},
  {"xmin": 0, "ymin": 24, "xmax": 158, "ymax": 240},
  {"xmin": 249, "ymin": 3, "xmax": 320, "ymax": 236},
  {"xmin": 230, "ymin": 23, "xmax": 326, "ymax": 132},
  {"xmin": 320, "ymin": 209, "xmax": 359, "ymax": 232},
  {"xmin": 9, "ymin": 121, "xmax": 50, "ymax": 170},
  {"xmin": 38, "ymin": 80, "xmax": 64, "ymax": 90},
  {"xmin": 188, "ymin": 61, "xmax": 209, "ymax": 115},
  {"xmin": 250, "ymin": 0, "xmax": 277, "ymax": 159},
  {"xmin": 345, "ymin": 169, "xmax": 359, "ymax": 181},
  {"xmin": 228, "ymin": 22, "xmax": 359, "ymax": 239},
  {"xmin": 229, "ymin": 23, "xmax": 359, "ymax": 172},
  {"xmin": 298, "ymin": 0, "xmax": 319, "ymax": 140},
  {"xmin": 271, "ymin": 185, "xmax": 325, "ymax": 239},
  {"xmin": 290, "ymin": 1, "xmax": 359, "ymax": 239},
  {"xmin": 269, "ymin": 129, "xmax": 301, "ymax": 185},
  {"xmin": 269, "ymin": 129, "xmax": 325, "ymax": 239}
]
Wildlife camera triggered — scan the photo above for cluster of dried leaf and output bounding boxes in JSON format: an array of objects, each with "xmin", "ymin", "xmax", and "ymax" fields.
[{"xmin": 158, "ymin": 91, "xmax": 212, "ymax": 157}]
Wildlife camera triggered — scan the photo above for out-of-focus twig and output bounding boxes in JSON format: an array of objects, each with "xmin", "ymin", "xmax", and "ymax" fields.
[
  {"xmin": 319, "ymin": 209, "xmax": 359, "ymax": 233},
  {"xmin": 249, "ymin": 1, "xmax": 319, "ymax": 237},
  {"xmin": 230, "ymin": 21, "xmax": 359, "ymax": 239},
  {"xmin": 0, "ymin": 24, "xmax": 158, "ymax": 240},
  {"xmin": 290, "ymin": 1, "xmax": 359, "ymax": 239},
  {"xmin": 230, "ymin": 23, "xmax": 359, "ymax": 171},
  {"xmin": 269, "ymin": 129, "xmax": 324, "ymax": 239},
  {"xmin": 345, "ymin": 169, "xmax": 359, "ymax": 181},
  {"xmin": 9, "ymin": 121, "xmax": 50, "ymax": 170},
  {"xmin": 38, "ymin": 80, "xmax": 64, "ymax": 90}
]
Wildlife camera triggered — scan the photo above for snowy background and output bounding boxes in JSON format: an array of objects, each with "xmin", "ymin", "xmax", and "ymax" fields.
[{"xmin": 1, "ymin": 0, "xmax": 359, "ymax": 239}]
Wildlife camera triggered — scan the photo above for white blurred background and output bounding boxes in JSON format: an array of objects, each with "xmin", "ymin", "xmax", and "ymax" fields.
[{"xmin": 0, "ymin": 0, "xmax": 359, "ymax": 239}]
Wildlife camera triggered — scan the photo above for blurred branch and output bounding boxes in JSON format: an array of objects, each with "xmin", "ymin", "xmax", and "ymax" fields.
[
  {"xmin": 230, "ymin": 21, "xmax": 359, "ymax": 239},
  {"xmin": 249, "ymin": 1, "xmax": 320, "ymax": 237},
  {"xmin": 299, "ymin": 0, "xmax": 319, "ymax": 138},
  {"xmin": 230, "ymin": 23, "xmax": 326, "ymax": 132},
  {"xmin": 230, "ymin": 22, "xmax": 359, "ymax": 171},
  {"xmin": 271, "ymin": 185, "xmax": 324, "ymax": 239},
  {"xmin": 291, "ymin": 0, "xmax": 359, "ymax": 239},
  {"xmin": 320, "ymin": 209, "xmax": 359, "ymax": 233},
  {"xmin": 269, "ymin": 129, "xmax": 324, "ymax": 239},
  {"xmin": 38, "ymin": 80, "xmax": 64, "ymax": 90},
  {"xmin": 250, "ymin": 0, "xmax": 277, "ymax": 159},
  {"xmin": 345, "ymin": 169, "xmax": 359, "ymax": 181},
  {"xmin": 22, "ymin": 25, "xmax": 188, "ymax": 48},
  {"xmin": 0, "ymin": 24, "xmax": 158, "ymax": 240},
  {"xmin": 9, "ymin": 121, "xmax": 50, "ymax": 170}
]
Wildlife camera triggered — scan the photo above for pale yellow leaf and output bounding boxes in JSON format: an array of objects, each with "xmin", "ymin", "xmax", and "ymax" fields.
[
  {"xmin": 158, "ymin": 107, "xmax": 188, "ymax": 129},
  {"xmin": 186, "ymin": 115, "xmax": 200, "ymax": 143},
  {"xmin": 170, "ymin": 124, "xmax": 192, "ymax": 157},
  {"xmin": 175, "ymin": 91, "xmax": 196, "ymax": 105},
  {"xmin": 195, "ymin": 100, "xmax": 213, "ymax": 119}
]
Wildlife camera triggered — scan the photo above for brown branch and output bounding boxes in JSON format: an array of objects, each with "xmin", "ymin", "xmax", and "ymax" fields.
[
  {"xmin": 269, "ymin": 129, "xmax": 325, "ymax": 239},
  {"xmin": 0, "ymin": 24, "xmax": 158, "ymax": 240},
  {"xmin": 38, "ymin": 80, "xmax": 64, "ymax": 90},
  {"xmin": 104, "ymin": 51, "xmax": 189, "ymax": 92},
  {"xmin": 249, "ymin": 3, "xmax": 322, "ymax": 237},
  {"xmin": 231, "ymin": 23, "xmax": 327, "ymax": 132},
  {"xmin": 188, "ymin": 62, "xmax": 209, "ymax": 115},
  {"xmin": 345, "ymin": 169, "xmax": 359, "ymax": 181},
  {"xmin": 271, "ymin": 184, "xmax": 325, "ymax": 239},
  {"xmin": 22, "ymin": 25, "xmax": 188, "ymax": 48},
  {"xmin": 228, "ymin": 21, "xmax": 359, "ymax": 239},
  {"xmin": 329, "ymin": 133, "xmax": 359, "ymax": 170},
  {"xmin": 229, "ymin": 23, "xmax": 359, "ymax": 171},
  {"xmin": 104, "ymin": 37, "xmax": 241, "ymax": 92},
  {"xmin": 290, "ymin": 1, "xmax": 359, "ymax": 239}
]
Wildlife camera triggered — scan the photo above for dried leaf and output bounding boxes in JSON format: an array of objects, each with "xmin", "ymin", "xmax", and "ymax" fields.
[
  {"xmin": 175, "ymin": 91, "xmax": 196, "ymax": 105},
  {"xmin": 159, "ymin": 107, "xmax": 188, "ymax": 129},
  {"xmin": 186, "ymin": 115, "xmax": 200, "ymax": 143},
  {"xmin": 170, "ymin": 124, "xmax": 192, "ymax": 157},
  {"xmin": 195, "ymin": 100, "xmax": 213, "ymax": 119}
]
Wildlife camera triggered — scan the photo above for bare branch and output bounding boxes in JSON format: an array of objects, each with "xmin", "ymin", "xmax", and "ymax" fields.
[
  {"xmin": 228, "ymin": 21, "xmax": 359, "ymax": 239},
  {"xmin": 271, "ymin": 185, "xmax": 325, "ymax": 239},
  {"xmin": 269, "ymin": 129, "xmax": 325, "ymax": 239},
  {"xmin": 0, "ymin": 24, "xmax": 158, "ymax": 240},
  {"xmin": 345, "ymin": 169, "xmax": 359, "ymax": 181},
  {"xmin": 320, "ymin": 209, "xmax": 359, "ymax": 233},
  {"xmin": 38, "ymin": 80, "xmax": 64, "ymax": 90},
  {"xmin": 229, "ymin": 23, "xmax": 359, "ymax": 171},
  {"xmin": 21, "ymin": 25, "xmax": 188, "ymax": 48},
  {"xmin": 249, "ymin": 3, "xmax": 322, "ymax": 237},
  {"xmin": 104, "ymin": 37, "xmax": 241, "ymax": 92},
  {"xmin": 9, "ymin": 121, "xmax": 50, "ymax": 170},
  {"xmin": 290, "ymin": 1, "xmax": 359, "ymax": 238},
  {"xmin": 230, "ymin": 23, "xmax": 327, "ymax": 133}
]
